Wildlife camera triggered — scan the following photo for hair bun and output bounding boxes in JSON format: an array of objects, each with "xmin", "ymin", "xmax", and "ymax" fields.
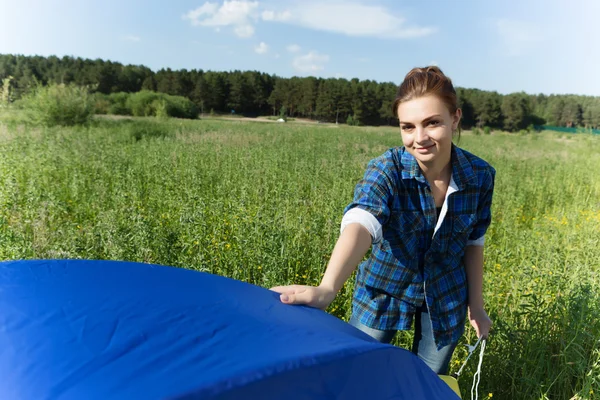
[
  {"xmin": 392, "ymin": 65, "xmax": 458, "ymax": 118},
  {"xmin": 404, "ymin": 66, "xmax": 446, "ymax": 80},
  {"xmin": 425, "ymin": 65, "xmax": 445, "ymax": 77}
]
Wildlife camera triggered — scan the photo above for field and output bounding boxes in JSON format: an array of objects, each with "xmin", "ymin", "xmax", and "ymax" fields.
[{"xmin": 0, "ymin": 115, "xmax": 599, "ymax": 399}]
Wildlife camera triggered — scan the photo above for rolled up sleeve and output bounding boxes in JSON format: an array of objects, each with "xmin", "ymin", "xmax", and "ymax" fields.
[{"xmin": 342, "ymin": 158, "xmax": 394, "ymax": 243}]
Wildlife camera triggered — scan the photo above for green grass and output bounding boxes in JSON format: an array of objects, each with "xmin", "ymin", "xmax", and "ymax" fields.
[{"xmin": 0, "ymin": 114, "xmax": 599, "ymax": 399}]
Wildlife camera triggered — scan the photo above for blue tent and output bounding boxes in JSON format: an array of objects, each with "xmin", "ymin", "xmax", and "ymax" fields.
[{"xmin": 0, "ymin": 259, "xmax": 459, "ymax": 399}]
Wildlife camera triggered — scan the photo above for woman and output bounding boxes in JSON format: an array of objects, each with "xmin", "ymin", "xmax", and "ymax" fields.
[{"xmin": 271, "ymin": 66, "xmax": 495, "ymax": 375}]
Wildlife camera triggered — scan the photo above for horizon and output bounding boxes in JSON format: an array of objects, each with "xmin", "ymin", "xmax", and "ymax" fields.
[
  {"xmin": 1, "ymin": 0, "xmax": 599, "ymax": 97},
  {"xmin": 4, "ymin": 51, "xmax": 598, "ymax": 100}
]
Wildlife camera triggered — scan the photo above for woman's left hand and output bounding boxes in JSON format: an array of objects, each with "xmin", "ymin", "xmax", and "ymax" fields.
[{"xmin": 468, "ymin": 306, "xmax": 492, "ymax": 339}]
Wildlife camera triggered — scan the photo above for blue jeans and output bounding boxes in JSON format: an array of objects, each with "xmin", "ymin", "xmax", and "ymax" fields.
[{"xmin": 349, "ymin": 305, "xmax": 457, "ymax": 375}]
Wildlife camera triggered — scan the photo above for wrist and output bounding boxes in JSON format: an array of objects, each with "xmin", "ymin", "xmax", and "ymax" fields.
[{"xmin": 318, "ymin": 281, "xmax": 338, "ymax": 295}]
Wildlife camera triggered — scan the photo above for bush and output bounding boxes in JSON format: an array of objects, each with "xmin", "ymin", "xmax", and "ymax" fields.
[
  {"xmin": 126, "ymin": 91, "xmax": 198, "ymax": 119},
  {"xmin": 20, "ymin": 83, "xmax": 94, "ymax": 127},
  {"xmin": 126, "ymin": 91, "xmax": 161, "ymax": 117},
  {"xmin": 93, "ymin": 93, "xmax": 110, "ymax": 115},
  {"xmin": 153, "ymin": 99, "xmax": 169, "ymax": 119},
  {"xmin": 107, "ymin": 92, "xmax": 132, "ymax": 116},
  {"xmin": 167, "ymin": 95, "xmax": 199, "ymax": 119},
  {"xmin": 484, "ymin": 126, "xmax": 491, "ymax": 135}
]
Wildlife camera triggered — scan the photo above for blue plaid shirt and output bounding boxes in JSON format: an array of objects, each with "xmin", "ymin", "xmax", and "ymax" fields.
[{"xmin": 345, "ymin": 144, "xmax": 495, "ymax": 349}]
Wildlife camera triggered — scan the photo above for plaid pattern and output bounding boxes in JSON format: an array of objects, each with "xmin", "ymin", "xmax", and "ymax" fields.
[{"xmin": 345, "ymin": 144, "xmax": 495, "ymax": 349}]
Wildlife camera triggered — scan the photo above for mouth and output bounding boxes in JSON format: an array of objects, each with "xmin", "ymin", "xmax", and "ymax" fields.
[{"xmin": 415, "ymin": 144, "xmax": 435, "ymax": 151}]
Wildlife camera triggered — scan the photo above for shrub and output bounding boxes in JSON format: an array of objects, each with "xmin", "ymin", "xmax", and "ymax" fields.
[
  {"xmin": 126, "ymin": 91, "xmax": 160, "ymax": 117},
  {"xmin": 484, "ymin": 126, "xmax": 491, "ymax": 135},
  {"xmin": 1, "ymin": 76, "xmax": 14, "ymax": 107},
  {"xmin": 166, "ymin": 95, "xmax": 199, "ymax": 119},
  {"xmin": 93, "ymin": 93, "xmax": 111, "ymax": 115},
  {"xmin": 153, "ymin": 99, "xmax": 169, "ymax": 119},
  {"xmin": 347, "ymin": 115, "xmax": 359, "ymax": 126},
  {"xmin": 126, "ymin": 91, "xmax": 198, "ymax": 119},
  {"xmin": 108, "ymin": 92, "xmax": 132, "ymax": 115},
  {"xmin": 20, "ymin": 83, "xmax": 94, "ymax": 127}
]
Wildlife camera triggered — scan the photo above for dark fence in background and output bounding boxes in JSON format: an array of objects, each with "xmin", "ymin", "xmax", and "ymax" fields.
[{"xmin": 535, "ymin": 125, "xmax": 600, "ymax": 135}]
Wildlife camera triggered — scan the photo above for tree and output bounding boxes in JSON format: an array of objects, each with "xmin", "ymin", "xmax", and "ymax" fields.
[
  {"xmin": 456, "ymin": 88, "xmax": 476, "ymax": 129},
  {"xmin": 2, "ymin": 53, "xmax": 600, "ymax": 129},
  {"xmin": 473, "ymin": 91, "xmax": 503, "ymax": 128},
  {"xmin": 562, "ymin": 97, "xmax": 583, "ymax": 128},
  {"xmin": 501, "ymin": 92, "xmax": 531, "ymax": 131}
]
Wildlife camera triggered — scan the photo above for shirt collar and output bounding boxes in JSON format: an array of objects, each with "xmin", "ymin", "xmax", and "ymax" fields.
[{"xmin": 400, "ymin": 144, "xmax": 477, "ymax": 190}]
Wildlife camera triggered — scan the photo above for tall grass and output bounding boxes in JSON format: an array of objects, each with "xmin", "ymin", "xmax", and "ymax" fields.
[
  {"xmin": 16, "ymin": 83, "xmax": 94, "ymax": 126},
  {"xmin": 0, "ymin": 116, "xmax": 598, "ymax": 399}
]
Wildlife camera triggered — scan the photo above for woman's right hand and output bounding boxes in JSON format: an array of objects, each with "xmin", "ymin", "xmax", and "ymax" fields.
[{"xmin": 269, "ymin": 284, "xmax": 337, "ymax": 310}]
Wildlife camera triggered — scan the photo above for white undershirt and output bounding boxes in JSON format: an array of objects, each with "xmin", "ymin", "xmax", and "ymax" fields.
[{"xmin": 340, "ymin": 174, "xmax": 485, "ymax": 246}]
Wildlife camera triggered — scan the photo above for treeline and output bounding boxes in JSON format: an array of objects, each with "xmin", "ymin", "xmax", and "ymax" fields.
[{"xmin": 2, "ymin": 53, "xmax": 600, "ymax": 130}]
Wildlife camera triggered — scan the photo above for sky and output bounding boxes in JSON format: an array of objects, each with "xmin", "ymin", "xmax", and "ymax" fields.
[{"xmin": 1, "ymin": 0, "xmax": 599, "ymax": 96}]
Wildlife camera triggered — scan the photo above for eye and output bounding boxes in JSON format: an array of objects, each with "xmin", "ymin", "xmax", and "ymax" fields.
[
  {"xmin": 428, "ymin": 120, "xmax": 440, "ymax": 126},
  {"xmin": 401, "ymin": 125, "xmax": 414, "ymax": 132}
]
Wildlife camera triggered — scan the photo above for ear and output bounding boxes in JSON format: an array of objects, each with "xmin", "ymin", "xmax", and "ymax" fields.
[{"xmin": 452, "ymin": 108, "xmax": 462, "ymax": 131}]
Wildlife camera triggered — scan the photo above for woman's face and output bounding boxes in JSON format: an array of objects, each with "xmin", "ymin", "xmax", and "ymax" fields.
[{"xmin": 397, "ymin": 95, "xmax": 461, "ymax": 166}]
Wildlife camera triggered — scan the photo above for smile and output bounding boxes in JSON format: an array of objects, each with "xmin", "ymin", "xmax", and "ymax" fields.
[{"xmin": 416, "ymin": 144, "xmax": 435, "ymax": 150}]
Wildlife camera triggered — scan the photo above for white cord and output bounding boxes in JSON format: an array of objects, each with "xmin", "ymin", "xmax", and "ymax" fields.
[
  {"xmin": 470, "ymin": 339, "xmax": 486, "ymax": 400},
  {"xmin": 455, "ymin": 336, "xmax": 482, "ymax": 378}
]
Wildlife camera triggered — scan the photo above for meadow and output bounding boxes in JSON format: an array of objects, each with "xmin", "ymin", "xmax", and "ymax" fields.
[{"xmin": 0, "ymin": 114, "xmax": 598, "ymax": 399}]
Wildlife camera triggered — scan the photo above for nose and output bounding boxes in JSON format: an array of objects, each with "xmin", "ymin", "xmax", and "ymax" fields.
[{"xmin": 415, "ymin": 126, "xmax": 429, "ymax": 144}]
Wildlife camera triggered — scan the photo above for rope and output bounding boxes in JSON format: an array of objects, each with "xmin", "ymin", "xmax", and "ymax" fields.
[
  {"xmin": 454, "ymin": 336, "xmax": 482, "ymax": 378},
  {"xmin": 452, "ymin": 336, "xmax": 487, "ymax": 400},
  {"xmin": 470, "ymin": 339, "xmax": 486, "ymax": 400}
]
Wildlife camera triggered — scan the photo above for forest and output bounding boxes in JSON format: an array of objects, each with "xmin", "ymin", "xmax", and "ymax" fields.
[{"xmin": 1, "ymin": 53, "xmax": 599, "ymax": 131}]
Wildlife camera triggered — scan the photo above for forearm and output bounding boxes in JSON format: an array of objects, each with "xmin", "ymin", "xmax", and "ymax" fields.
[
  {"xmin": 464, "ymin": 244, "xmax": 485, "ymax": 310},
  {"xmin": 320, "ymin": 223, "xmax": 372, "ymax": 294}
]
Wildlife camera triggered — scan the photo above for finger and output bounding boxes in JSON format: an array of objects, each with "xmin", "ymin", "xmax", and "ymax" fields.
[
  {"xmin": 269, "ymin": 286, "xmax": 289, "ymax": 293},
  {"xmin": 473, "ymin": 322, "xmax": 482, "ymax": 339},
  {"xmin": 479, "ymin": 324, "xmax": 490, "ymax": 340},
  {"xmin": 281, "ymin": 289, "xmax": 313, "ymax": 305},
  {"xmin": 269, "ymin": 285, "xmax": 301, "ymax": 293}
]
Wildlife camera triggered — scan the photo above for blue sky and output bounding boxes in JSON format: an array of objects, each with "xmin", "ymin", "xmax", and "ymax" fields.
[{"xmin": 1, "ymin": 0, "xmax": 599, "ymax": 96}]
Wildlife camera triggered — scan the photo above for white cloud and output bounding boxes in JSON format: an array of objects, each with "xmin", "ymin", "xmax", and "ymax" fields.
[
  {"xmin": 261, "ymin": 10, "xmax": 291, "ymax": 22},
  {"xmin": 286, "ymin": 44, "xmax": 301, "ymax": 53},
  {"xmin": 123, "ymin": 35, "xmax": 141, "ymax": 42},
  {"xmin": 183, "ymin": 1, "xmax": 434, "ymax": 41},
  {"xmin": 262, "ymin": 1, "xmax": 435, "ymax": 39},
  {"xmin": 183, "ymin": 2, "xmax": 219, "ymax": 24},
  {"xmin": 183, "ymin": 1, "xmax": 259, "ymax": 38},
  {"xmin": 234, "ymin": 24, "xmax": 254, "ymax": 37},
  {"xmin": 254, "ymin": 41, "xmax": 269, "ymax": 54},
  {"xmin": 292, "ymin": 51, "xmax": 330, "ymax": 73},
  {"xmin": 495, "ymin": 19, "xmax": 544, "ymax": 56}
]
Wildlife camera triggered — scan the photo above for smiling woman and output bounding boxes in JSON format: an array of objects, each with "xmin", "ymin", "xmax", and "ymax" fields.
[{"xmin": 271, "ymin": 66, "xmax": 496, "ymax": 378}]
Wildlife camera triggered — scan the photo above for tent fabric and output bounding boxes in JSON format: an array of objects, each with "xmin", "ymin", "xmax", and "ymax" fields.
[{"xmin": 0, "ymin": 259, "xmax": 460, "ymax": 400}]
